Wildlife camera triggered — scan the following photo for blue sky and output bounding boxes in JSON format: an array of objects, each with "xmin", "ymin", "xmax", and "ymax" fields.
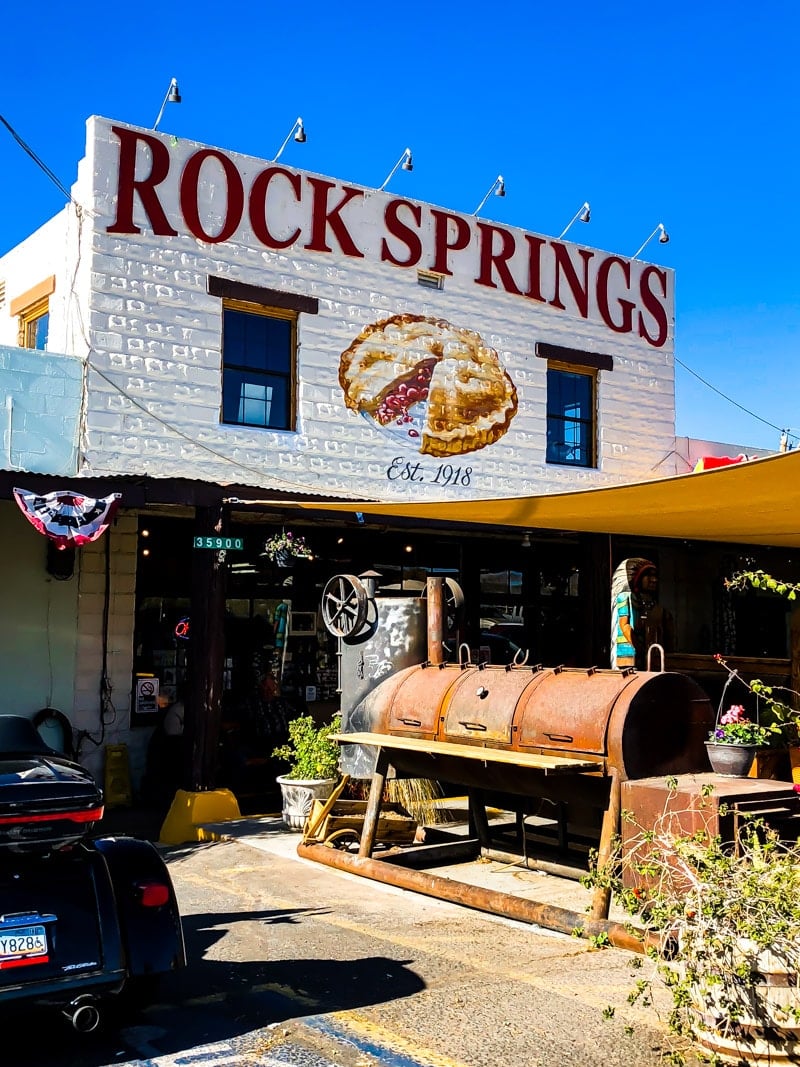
[{"xmin": 3, "ymin": 0, "xmax": 798, "ymax": 452}]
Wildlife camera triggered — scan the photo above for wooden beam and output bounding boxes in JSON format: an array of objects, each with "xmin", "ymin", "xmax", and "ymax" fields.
[{"xmin": 334, "ymin": 732, "xmax": 603, "ymax": 775}]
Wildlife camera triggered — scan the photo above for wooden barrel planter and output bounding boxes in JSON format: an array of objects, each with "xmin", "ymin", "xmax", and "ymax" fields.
[{"xmin": 685, "ymin": 941, "xmax": 800, "ymax": 1065}]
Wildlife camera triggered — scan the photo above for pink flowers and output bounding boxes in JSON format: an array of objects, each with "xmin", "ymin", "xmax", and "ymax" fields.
[
  {"xmin": 711, "ymin": 704, "xmax": 772, "ymax": 747},
  {"xmin": 720, "ymin": 704, "xmax": 747, "ymax": 726}
]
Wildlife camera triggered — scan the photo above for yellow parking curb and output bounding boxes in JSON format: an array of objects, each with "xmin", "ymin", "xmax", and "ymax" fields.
[{"xmin": 159, "ymin": 788, "xmax": 242, "ymax": 844}]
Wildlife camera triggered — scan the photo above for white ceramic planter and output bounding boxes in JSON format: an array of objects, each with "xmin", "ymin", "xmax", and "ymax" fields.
[{"xmin": 276, "ymin": 775, "xmax": 337, "ymax": 831}]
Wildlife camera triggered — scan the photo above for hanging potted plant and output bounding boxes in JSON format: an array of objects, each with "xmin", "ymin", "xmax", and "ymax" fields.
[
  {"xmin": 262, "ymin": 529, "xmax": 313, "ymax": 569},
  {"xmin": 705, "ymin": 702, "xmax": 775, "ymax": 777},
  {"xmin": 272, "ymin": 713, "xmax": 341, "ymax": 830}
]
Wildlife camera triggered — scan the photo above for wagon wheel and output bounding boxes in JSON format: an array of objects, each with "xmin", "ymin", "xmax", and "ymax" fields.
[
  {"xmin": 321, "ymin": 574, "xmax": 369, "ymax": 638},
  {"xmin": 421, "ymin": 578, "xmax": 465, "ymax": 630},
  {"xmin": 324, "ymin": 828, "xmax": 361, "ymax": 850}
]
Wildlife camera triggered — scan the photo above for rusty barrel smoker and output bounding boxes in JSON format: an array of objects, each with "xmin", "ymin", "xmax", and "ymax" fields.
[
  {"xmin": 348, "ymin": 659, "xmax": 714, "ymax": 855},
  {"xmin": 305, "ymin": 573, "xmax": 715, "ymax": 940}
]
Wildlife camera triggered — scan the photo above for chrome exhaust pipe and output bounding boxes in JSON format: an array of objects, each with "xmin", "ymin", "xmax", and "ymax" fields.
[{"xmin": 63, "ymin": 994, "xmax": 101, "ymax": 1033}]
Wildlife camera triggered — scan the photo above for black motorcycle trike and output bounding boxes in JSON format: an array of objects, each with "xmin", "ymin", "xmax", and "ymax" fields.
[{"xmin": 0, "ymin": 715, "xmax": 185, "ymax": 1032}]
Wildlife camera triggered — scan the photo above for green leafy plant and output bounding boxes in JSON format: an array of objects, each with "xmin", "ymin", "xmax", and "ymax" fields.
[
  {"xmin": 725, "ymin": 568, "xmax": 800, "ymax": 601},
  {"xmin": 583, "ymin": 783, "xmax": 800, "ymax": 1065},
  {"xmin": 272, "ymin": 713, "xmax": 341, "ymax": 780}
]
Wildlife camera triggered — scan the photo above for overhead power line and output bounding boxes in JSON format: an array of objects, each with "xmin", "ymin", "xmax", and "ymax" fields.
[
  {"xmin": 674, "ymin": 355, "xmax": 797, "ymax": 444},
  {"xmin": 0, "ymin": 113, "xmax": 75, "ymax": 203}
]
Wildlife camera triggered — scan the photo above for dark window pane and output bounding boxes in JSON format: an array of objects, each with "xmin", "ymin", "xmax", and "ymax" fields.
[
  {"xmin": 223, "ymin": 309, "xmax": 291, "ymax": 372},
  {"xmin": 222, "ymin": 307, "xmax": 294, "ymax": 429},
  {"xmin": 546, "ymin": 368, "xmax": 593, "ymax": 467},
  {"xmin": 222, "ymin": 369, "xmax": 290, "ymax": 429}
]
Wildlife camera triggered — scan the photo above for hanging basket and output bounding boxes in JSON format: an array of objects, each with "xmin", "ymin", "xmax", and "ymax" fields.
[
  {"xmin": 705, "ymin": 741, "xmax": 760, "ymax": 777},
  {"xmin": 273, "ymin": 548, "xmax": 294, "ymax": 569}
]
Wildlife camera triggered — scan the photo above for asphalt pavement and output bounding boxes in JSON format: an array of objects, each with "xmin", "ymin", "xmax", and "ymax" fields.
[{"xmin": 5, "ymin": 804, "xmax": 693, "ymax": 1067}]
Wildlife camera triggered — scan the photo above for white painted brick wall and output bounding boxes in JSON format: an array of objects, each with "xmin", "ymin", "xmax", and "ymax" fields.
[{"xmin": 4, "ymin": 117, "xmax": 680, "ymax": 501}]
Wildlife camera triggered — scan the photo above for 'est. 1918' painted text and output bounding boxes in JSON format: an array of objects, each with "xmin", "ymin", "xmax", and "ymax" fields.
[{"xmin": 386, "ymin": 458, "xmax": 473, "ymax": 487}]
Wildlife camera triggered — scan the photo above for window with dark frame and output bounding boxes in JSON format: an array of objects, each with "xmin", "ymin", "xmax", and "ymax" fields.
[
  {"xmin": 221, "ymin": 300, "xmax": 296, "ymax": 430},
  {"xmin": 536, "ymin": 343, "xmax": 611, "ymax": 470},
  {"xmin": 546, "ymin": 363, "xmax": 596, "ymax": 467},
  {"xmin": 210, "ymin": 276, "xmax": 319, "ymax": 433}
]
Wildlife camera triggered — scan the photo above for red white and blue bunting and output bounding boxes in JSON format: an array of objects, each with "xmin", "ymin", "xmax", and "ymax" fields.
[{"xmin": 13, "ymin": 487, "xmax": 122, "ymax": 549}]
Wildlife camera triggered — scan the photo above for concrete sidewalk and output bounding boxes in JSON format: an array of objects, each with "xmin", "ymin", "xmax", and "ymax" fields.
[{"xmin": 198, "ymin": 807, "xmax": 632, "ymax": 928}]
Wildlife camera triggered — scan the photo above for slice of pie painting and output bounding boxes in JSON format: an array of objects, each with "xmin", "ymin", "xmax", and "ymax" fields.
[{"xmin": 339, "ymin": 314, "xmax": 518, "ymax": 457}]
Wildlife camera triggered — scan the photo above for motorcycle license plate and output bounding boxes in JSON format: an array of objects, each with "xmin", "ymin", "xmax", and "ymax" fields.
[{"xmin": 0, "ymin": 924, "xmax": 48, "ymax": 969}]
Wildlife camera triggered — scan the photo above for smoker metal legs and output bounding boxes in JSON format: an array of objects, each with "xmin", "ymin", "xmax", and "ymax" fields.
[
  {"xmin": 590, "ymin": 772, "xmax": 621, "ymax": 921},
  {"xmin": 358, "ymin": 748, "xmax": 389, "ymax": 858},
  {"xmin": 468, "ymin": 789, "xmax": 493, "ymax": 850}
]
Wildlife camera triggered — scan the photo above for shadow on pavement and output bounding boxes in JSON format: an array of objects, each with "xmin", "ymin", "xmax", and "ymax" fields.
[{"xmin": 2, "ymin": 905, "xmax": 426, "ymax": 1066}]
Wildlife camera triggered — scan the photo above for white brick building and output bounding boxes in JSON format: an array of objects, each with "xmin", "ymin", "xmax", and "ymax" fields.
[
  {"xmin": 3, "ymin": 117, "xmax": 740, "ymax": 798},
  {"xmin": 1, "ymin": 116, "xmax": 680, "ymax": 500}
]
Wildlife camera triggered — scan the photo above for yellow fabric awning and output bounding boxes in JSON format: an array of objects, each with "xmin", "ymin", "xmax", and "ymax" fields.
[{"xmin": 295, "ymin": 449, "xmax": 800, "ymax": 548}]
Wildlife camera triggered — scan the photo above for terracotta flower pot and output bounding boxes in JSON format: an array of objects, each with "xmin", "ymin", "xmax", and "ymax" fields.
[{"xmin": 705, "ymin": 741, "xmax": 760, "ymax": 777}]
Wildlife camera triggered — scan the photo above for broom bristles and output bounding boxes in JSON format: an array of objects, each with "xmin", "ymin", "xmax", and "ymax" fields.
[{"xmin": 386, "ymin": 778, "xmax": 454, "ymax": 826}]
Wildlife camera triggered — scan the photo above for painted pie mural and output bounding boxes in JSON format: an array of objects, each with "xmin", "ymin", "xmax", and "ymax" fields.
[{"xmin": 339, "ymin": 314, "xmax": 518, "ymax": 457}]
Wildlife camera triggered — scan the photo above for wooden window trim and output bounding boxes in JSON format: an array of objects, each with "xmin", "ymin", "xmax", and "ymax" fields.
[
  {"xmin": 547, "ymin": 358, "xmax": 598, "ymax": 379},
  {"xmin": 536, "ymin": 341, "xmax": 612, "ymax": 373},
  {"xmin": 209, "ymin": 276, "xmax": 318, "ymax": 316},
  {"xmin": 17, "ymin": 295, "xmax": 50, "ymax": 348},
  {"xmin": 222, "ymin": 297, "xmax": 298, "ymax": 325},
  {"xmin": 10, "ymin": 275, "xmax": 56, "ymax": 318}
]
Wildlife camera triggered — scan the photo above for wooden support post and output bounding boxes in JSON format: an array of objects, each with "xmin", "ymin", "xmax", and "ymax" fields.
[
  {"xmin": 358, "ymin": 749, "xmax": 389, "ymax": 858},
  {"xmin": 791, "ymin": 606, "xmax": 800, "ymax": 706},
  {"xmin": 556, "ymin": 800, "xmax": 569, "ymax": 852},
  {"xmin": 184, "ymin": 503, "xmax": 227, "ymax": 792},
  {"xmin": 590, "ymin": 771, "xmax": 621, "ymax": 921}
]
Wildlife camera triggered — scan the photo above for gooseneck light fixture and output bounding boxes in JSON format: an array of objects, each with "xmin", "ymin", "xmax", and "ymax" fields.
[
  {"xmin": 273, "ymin": 117, "xmax": 307, "ymax": 163},
  {"xmin": 631, "ymin": 222, "xmax": 670, "ymax": 260},
  {"xmin": 473, "ymin": 175, "xmax": 505, "ymax": 216},
  {"xmin": 379, "ymin": 147, "xmax": 413, "ymax": 191},
  {"xmin": 153, "ymin": 78, "xmax": 181, "ymax": 131},
  {"xmin": 558, "ymin": 201, "xmax": 591, "ymax": 239}
]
